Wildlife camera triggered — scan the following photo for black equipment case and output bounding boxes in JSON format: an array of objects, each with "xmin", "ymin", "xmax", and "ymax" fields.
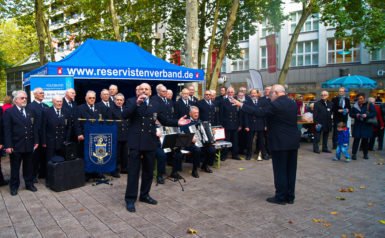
[{"xmin": 47, "ymin": 158, "xmax": 85, "ymax": 192}]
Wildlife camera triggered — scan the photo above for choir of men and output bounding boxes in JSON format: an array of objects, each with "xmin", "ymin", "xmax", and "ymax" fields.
[{"xmin": 0, "ymin": 83, "xmax": 275, "ymax": 211}]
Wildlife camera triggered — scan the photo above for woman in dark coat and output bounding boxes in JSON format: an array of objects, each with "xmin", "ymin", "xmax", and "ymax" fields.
[{"xmin": 350, "ymin": 93, "xmax": 377, "ymax": 160}]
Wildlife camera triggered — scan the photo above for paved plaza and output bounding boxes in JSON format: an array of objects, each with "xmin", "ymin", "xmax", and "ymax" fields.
[{"xmin": 0, "ymin": 142, "xmax": 384, "ymax": 238}]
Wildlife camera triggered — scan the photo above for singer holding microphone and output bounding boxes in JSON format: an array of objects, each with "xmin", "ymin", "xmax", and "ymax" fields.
[{"xmin": 123, "ymin": 83, "xmax": 191, "ymax": 213}]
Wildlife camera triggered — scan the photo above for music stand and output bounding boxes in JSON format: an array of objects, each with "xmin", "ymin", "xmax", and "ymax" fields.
[{"xmin": 162, "ymin": 133, "xmax": 194, "ymax": 191}]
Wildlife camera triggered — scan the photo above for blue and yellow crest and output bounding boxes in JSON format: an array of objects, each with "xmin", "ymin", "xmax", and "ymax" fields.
[{"xmin": 89, "ymin": 134, "xmax": 112, "ymax": 165}]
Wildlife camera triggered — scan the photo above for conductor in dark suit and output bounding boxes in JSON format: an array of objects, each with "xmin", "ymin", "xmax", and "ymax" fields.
[
  {"xmin": 175, "ymin": 88, "xmax": 192, "ymax": 119},
  {"xmin": 123, "ymin": 83, "xmax": 190, "ymax": 213},
  {"xmin": 4, "ymin": 91, "xmax": 39, "ymax": 196},
  {"xmin": 42, "ymin": 96, "xmax": 70, "ymax": 161},
  {"xmin": 313, "ymin": 91, "xmax": 334, "ymax": 153},
  {"xmin": 331, "ymin": 87, "xmax": 351, "ymax": 149},
  {"xmin": 27, "ymin": 87, "xmax": 49, "ymax": 181},
  {"xmin": 62, "ymin": 88, "xmax": 77, "ymax": 142},
  {"xmin": 232, "ymin": 84, "xmax": 301, "ymax": 205}
]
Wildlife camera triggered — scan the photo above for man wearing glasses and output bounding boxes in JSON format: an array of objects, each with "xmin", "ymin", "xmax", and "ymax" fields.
[
  {"xmin": 313, "ymin": 91, "xmax": 334, "ymax": 154},
  {"xmin": 3, "ymin": 91, "xmax": 39, "ymax": 196},
  {"xmin": 27, "ymin": 88, "xmax": 49, "ymax": 182}
]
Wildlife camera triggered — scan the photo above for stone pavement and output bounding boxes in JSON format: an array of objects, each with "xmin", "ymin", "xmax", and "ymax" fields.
[{"xmin": 0, "ymin": 142, "xmax": 384, "ymax": 238}]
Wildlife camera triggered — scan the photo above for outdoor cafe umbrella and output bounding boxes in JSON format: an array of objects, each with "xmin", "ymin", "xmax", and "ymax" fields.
[{"xmin": 321, "ymin": 74, "xmax": 377, "ymax": 89}]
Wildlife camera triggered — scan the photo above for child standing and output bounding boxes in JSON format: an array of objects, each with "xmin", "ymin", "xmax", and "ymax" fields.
[{"xmin": 333, "ymin": 122, "xmax": 351, "ymax": 162}]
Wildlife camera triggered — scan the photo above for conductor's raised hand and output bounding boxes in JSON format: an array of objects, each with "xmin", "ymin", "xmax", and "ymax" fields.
[
  {"xmin": 230, "ymin": 98, "xmax": 242, "ymax": 107},
  {"xmin": 136, "ymin": 94, "xmax": 147, "ymax": 105},
  {"xmin": 178, "ymin": 115, "xmax": 191, "ymax": 126}
]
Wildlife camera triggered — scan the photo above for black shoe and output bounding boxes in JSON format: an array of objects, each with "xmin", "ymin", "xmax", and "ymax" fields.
[
  {"xmin": 246, "ymin": 155, "xmax": 252, "ymax": 160},
  {"xmin": 111, "ymin": 172, "xmax": 121, "ymax": 178},
  {"xmin": 263, "ymin": 154, "xmax": 270, "ymax": 160},
  {"xmin": 157, "ymin": 176, "xmax": 165, "ymax": 184},
  {"xmin": 363, "ymin": 155, "xmax": 369, "ymax": 160},
  {"xmin": 266, "ymin": 197, "xmax": 286, "ymax": 205},
  {"xmin": 126, "ymin": 202, "xmax": 136, "ymax": 212},
  {"xmin": 313, "ymin": 150, "xmax": 320, "ymax": 154},
  {"xmin": 201, "ymin": 166, "xmax": 213, "ymax": 173},
  {"xmin": 139, "ymin": 195, "xmax": 158, "ymax": 205},
  {"xmin": 33, "ymin": 178, "xmax": 38, "ymax": 184},
  {"xmin": 170, "ymin": 172, "xmax": 183, "ymax": 180},
  {"xmin": 287, "ymin": 200, "xmax": 294, "ymax": 204},
  {"xmin": 232, "ymin": 156, "xmax": 241, "ymax": 160},
  {"xmin": 26, "ymin": 185, "xmax": 38, "ymax": 192},
  {"xmin": 192, "ymin": 169, "xmax": 199, "ymax": 178},
  {"xmin": 10, "ymin": 188, "xmax": 18, "ymax": 196},
  {"xmin": 322, "ymin": 149, "xmax": 332, "ymax": 153},
  {"xmin": 352, "ymin": 154, "xmax": 357, "ymax": 160},
  {"xmin": 0, "ymin": 180, "xmax": 9, "ymax": 187}
]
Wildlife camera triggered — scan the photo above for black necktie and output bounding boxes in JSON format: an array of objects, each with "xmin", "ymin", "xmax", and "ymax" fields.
[
  {"xmin": 68, "ymin": 102, "xmax": 72, "ymax": 108},
  {"xmin": 41, "ymin": 103, "xmax": 44, "ymax": 108},
  {"xmin": 56, "ymin": 109, "xmax": 60, "ymax": 117},
  {"xmin": 20, "ymin": 108, "xmax": 26, "ymax": 118},
  {"xmin": 120, "ymin": 107, "xmax": 123, "ymax": 112},
  {"xmin": 254, "ymin": 100, "xmax": 257, "ymax": 105},
  {"xmin": 90, "ymin": 106, "xmax": 94, "ymax": 112},
  {"xmin": 106, "ymin": 102, "xmax": 109, "ymax": 108}
]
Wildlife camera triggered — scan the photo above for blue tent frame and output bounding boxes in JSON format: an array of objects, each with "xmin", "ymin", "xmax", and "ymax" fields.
[{"xmin": 24, "ymin": 39, "xmax": 204, "ymax": 86}]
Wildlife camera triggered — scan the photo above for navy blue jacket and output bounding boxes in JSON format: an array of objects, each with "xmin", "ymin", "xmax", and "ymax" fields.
[
  {"xmin": 75, "ymin": 103, "xmax": 100, "ymax": 136},
  {"xmin": 244, "ymin": 99, "xmax": 265, "ymax": 131},
  {"xmin": 350, "ymin": 102, "xmax": 376, "ymax": 138},
  {"xmin": 313, "ymin": 99, "xmax": 334, "ymax": 132},
  {"xmin": 241, "ymin": 95, "xmax": 300, "ymax": 151},
  {"xmin": 111, "ymin": 104, "xmax": 130, "ymax": 142},
  {"xmin": 3, "ymin": 106, "xmax": 39, "ymax": 152},
  {"xmin": 95, "ymin": 101, "xmax": 113, "ymax": 119},
  {"xmin": 197, "ymin": 99, "xmax": 217, "ymax": 125},
  {"xmin": 62, "ymin": 98, "xmax": 77, "ymax": 140},
  {"xmin": 42, "ymin": 107, "xmax": 71, "ymax": 149},
  {"xmin": 220, "ymin": 98, "xmax": 240, "ymax": 130},
  {"xmin": 26, "ymin": 100, "xmax": 49, "ymax": 143},
  {"xmin": 331, "ymin": 96, "xmax": 351, "ymax": 123},
  {"xmin": 175, "ymin": 98, "xmax": 192, "ymax": 119},
  {"xmin": 123, "ymin": 97, "xmax": 178, "ymax": 151}
]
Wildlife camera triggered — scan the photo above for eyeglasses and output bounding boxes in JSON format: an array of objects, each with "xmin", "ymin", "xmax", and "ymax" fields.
[
  {"xmin": 19, "ymin": 97, "xmax": 27, "ymax": 100},
  {"xmin": 88, "ymin": 97, "xmax": 96, "ymax": 99},
  {"xmin": 38, "ymin": 92, "xmax": 44, "ymax": 94},
  {"xmin": 321, "ymin": 94, "xmax": 328, "ymax": 96}
]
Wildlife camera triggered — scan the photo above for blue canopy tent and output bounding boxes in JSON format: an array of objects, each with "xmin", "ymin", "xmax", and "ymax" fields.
[{"xmin": 23, "ymin": 39, "xmax": 204, "ymax": 102}]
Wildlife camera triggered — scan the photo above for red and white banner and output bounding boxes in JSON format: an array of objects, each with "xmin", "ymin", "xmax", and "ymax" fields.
[{"xmin": 266, "ymin": 34, "xmax": 277, "ymax": 73}]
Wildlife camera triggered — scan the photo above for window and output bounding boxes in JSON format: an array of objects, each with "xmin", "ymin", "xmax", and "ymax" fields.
[
  {"xmin": 221, "ymin": 58, "xmax": 227, "ymax": 73},
  {"xmin": 237, "ymin": 23, "xmax": 249, "ymax": 41},
  {"xmin": 290, "ymin": 12, "xmax": 319, "ymax": 34},
  {"xmin": 260, "ymin": 46, "xmax": 267, "ymax": 69},
  {"xmin": 291, "ymin": 40, "xmax": 319, "ymax": 67},
  {"xmin": 371, "ymin": 48, "xmax": 385, "ymax": 61},
  {"xmin": 232, "ymin": 48, "xmax": 249, "ymax": 71},
  {"xmin": 261, "ymin": 20, "xmax": 271, "ymax": 38},
  {"xmin": 327, "ymin": 39, "xmax": 360, "ymax": 64}
]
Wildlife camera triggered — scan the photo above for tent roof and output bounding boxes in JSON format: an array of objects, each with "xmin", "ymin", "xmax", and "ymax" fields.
[{"xmin": 24, "ymin": 39, "xmax": 204, "ymax": 84}]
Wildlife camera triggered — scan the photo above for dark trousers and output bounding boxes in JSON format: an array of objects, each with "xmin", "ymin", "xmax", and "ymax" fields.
[
  {"xmin": 185, "ymin": 146, "xmax": 201, "ymax": 170},
  {"xmin": 352, "ymin": 138, "xmax": 369, "ymax": 156},
  {"xmin": 172, "ymin": 150, "xmax": 183, "ymax": 173},
  {"xmin": 369, "ymin": 128, "xmax": 384, "ymax": 150},
  {"xmin": 223, "ymin": 129, "xmax": 239, "ymax": 158},
  {"xmin": 238, "ymin": 129, "xmax": 247, "ymax": 154},
  {"xmin": 314, "ymin": 131, "xmax": 330, "ymax": 151},
  {"xmin": 247, "ymin": 130, "xmax": 266, "ymax": 157},
  {"xmin": 155, "ymin": 147, "xmax": 167, "ymax": 176},
  {"xmin": 271, "ymin": 150, "xmax": 298, "ymax": 202},
  {"xmin": 117, "ymin": 141, "xmax": 129, "ymax": 172},
  {"xmin": 202, "ymin": 145, "xmax": 215, "ymax": 167},
  {"xmin": 125, "ymin": 149, "xmax": 156, "ymax": 203},
  {"xmin": 263, "ymin": 130, "xmax": 270, "ymax": 155},
  {"xmin": 32, "ymin": 146, "xmax": 46, "ymax": 179},
  {"xmin": 10, "ymin": 152, "xmax": 33, "ymax": 189}
]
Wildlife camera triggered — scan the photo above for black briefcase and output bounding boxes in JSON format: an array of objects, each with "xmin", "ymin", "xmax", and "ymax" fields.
[
  {"xmin": 47, "ymin": 158, "xmax": 85, "ymax": 192},
  {"xmin": 63, "ymin": 142, "xmax": 77, "ymax": 161}
]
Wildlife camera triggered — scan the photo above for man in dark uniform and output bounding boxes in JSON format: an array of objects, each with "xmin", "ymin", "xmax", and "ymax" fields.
[
  {"xmin": 259, "ymin": 86, "xmax": 271, "ymax": 159},
  {"xmin": 232, "ymin": 84, "xmax": 301, "ymax": 205},
  {"xmin": 219, "ymin": 87, "xmax": 240, "ymax": 160},
  {"xmin": 313, "ymin": 91, "xmax": 334, "ymax": 153},
  {"xmin": 111, "ymin": 93, "xmax": 129, "ymax": 177},
  {"xmin": 197, "ymin": 90, "xmax": 216, "ymax": 125},
  {"xmin": 331, "ymin": 87, "xmax": 351, "ymax": 149},
  {"xmin": 236, "ymin": 91, "xmax": 247, "ymax": 155},
  {"xmin": 27, "ymin": 87, "xmax": 49, "ymax": 181},
  {"xmin": 41, "ymin": 96, "xmax": 70, "ymax": 161},
  {"xmin": 62, "ymin": 88, "xmax": 77, "ymax": 142},
  {"xmin": 4, "ymin": 90, "xmax": 39, "ymax": 195},
  {"xmin": 109, "ymin": 84, "xmax": 119, "ymax": 104},
  {"xmin": 123, "ymin": 83, "xmax": 190, "ymax": 213},
  {"xmin": 0, "ymin": 105, "xmax": 9, "ymax": 186},
  {"xmin": 187, "ymin": 85, "xmax": 198, "ymax": 105},
  {"xmin": 244, "ymin": 89, "xmax": 267, "ymax": 161},
  {"xmin": 179, "ymin": 106, "xmax": 215, "ymax": 178},
  {"xmin": 175, "ymin": 88, "xmax": 192, "ymax": 119},
  {"xmin": 95, "ymin": 89, "xmax": 113, "ymax": 119},
  {"xmin": 215, "ymin": 86, "xmax": 227, "ymax": 108}
]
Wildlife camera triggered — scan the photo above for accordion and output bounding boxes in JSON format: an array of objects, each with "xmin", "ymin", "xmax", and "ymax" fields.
[{"xmin": 188, "ymin": 121, "xmax": 215, "ymax": 147}]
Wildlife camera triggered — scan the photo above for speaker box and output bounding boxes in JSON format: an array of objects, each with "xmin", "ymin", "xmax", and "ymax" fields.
[
  {"xmin": 64, "ymin": 142, "xmax": 77, "ymax": 161},
  {"xmin": 47, "ymin": 158, "xmax": 85, "ymax": 192}
]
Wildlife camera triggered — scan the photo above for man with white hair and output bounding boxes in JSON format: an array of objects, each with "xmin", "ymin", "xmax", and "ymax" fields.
[
  {"xmin": 62, "ymin": 88, "xmax": 77, "ymax": 142},
  {"xmin": 109, "ymin": 84, "xmax": 118, "ymax": 103},
  {"xmin": 313, "ymin": 90, "xmax": 334, "ymax": 154},
  {"xmin": 232, "ymin": 84, "xmax": 301, "ymax": 205},
  {"xmin": 27, "ymin": 87, "xmax": 49, "ymax": 182},
  {"xmin": 42, "ymin": 96, "xmax": 70, "ymax": 162},
  {"xmin": 95, "ymin": 89, "xmax": 113, "ymax": 119},
  {"xmin": 175, "ymin": 88, "xmax": 192, "ymax": 119},
  {"xmin": 4, "ymin": 91, "xmax": 39, "ymax": 195},
  {"xmin": 187, "ymin": 85, "xmax": 198, "ymax": 105}
]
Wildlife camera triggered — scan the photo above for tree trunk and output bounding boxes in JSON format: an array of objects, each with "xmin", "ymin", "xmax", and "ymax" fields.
[
  {"xmin": 197, "ymin": 0, "xmax": 207, "ymax": 69},
  {"xmin": 185, "ymin": 0, "xmax": 199, "ymax": 68},
  {"xmin": 209, "ymin": 0, "xmax": 239, "ymax": 90},
  {"xmin": 205, "ymin": 0, "xmax": 220, "ymax": 89},
  {"xmin": 277, "ymin": 1, "xmax": 313, "ymax": 85},
  {"xmin": 42, "ymin": 14, "xmax": 55, "ymax": 62},
  {"xmin": 109, "ymin": 0, "xmax": 121, "ymax": 41},
  {"xmin": 35, "ymin": 0, "xmax": 47, "ymax": 65}
]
